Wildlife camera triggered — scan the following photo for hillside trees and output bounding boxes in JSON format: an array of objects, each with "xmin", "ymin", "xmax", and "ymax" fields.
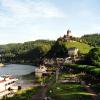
[
  {"xmin": 0, "ymin": 40, "xmax": 55, "ymax": 64},
  {"xmin": 47, "ymin": 41, "xmax": 68, "ymax": 58},
  {"xmin": 86, "ymin": 47, "xmax": 100, "ymax": 66},
  {"xmin": 81, "ymin": 34, "xmax": 100, "ymax": 46}
]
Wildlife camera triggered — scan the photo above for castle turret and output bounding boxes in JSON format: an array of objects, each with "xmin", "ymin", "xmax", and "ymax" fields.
[
  {"xmin": 67, "ymin": 29, "xmax": 71, "ymax": 36},
  {"xmin": 57, "ymin": 29, "xmax": 73, "ymax": 42}
]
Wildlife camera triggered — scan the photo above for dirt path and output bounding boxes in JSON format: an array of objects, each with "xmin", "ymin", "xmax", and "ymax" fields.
[
  {"xmin": 29, "ymin": 87, "xmax": 44, "ymax": 100},
  {"xmin": 29, "ymin": 85, "xmax": 50, "ymax": 100},
  {"xmin": 29, "ymin": 78, "xmax": 54, "ymax": 100}
]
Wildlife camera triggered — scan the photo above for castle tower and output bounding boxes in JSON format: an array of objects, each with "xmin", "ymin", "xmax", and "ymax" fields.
[{"xmin": 67, "ymin": 29, "xmax": 71, "ymax": 36}]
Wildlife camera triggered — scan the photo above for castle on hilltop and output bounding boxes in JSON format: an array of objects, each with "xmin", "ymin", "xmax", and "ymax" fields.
[{"xmin": 58, "ymin": 29, "xmax": 73, "ymax": 42}]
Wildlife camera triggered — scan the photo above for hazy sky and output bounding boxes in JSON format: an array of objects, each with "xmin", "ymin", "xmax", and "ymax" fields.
[{"xmin": 0, "ymin": 0, "xmax": 100, "ymax": 44}]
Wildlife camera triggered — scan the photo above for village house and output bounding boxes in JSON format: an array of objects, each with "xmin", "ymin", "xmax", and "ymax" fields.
[
  {"xmin": 64, "ymin": 48, "xmax": 80, "ymax": 64},
  {"xmin": 68, "ymin": 47, "xmax": 79, "ymax": 58},
  {"xmin": 35, "ymin": 65, "xmax": 47, "ymax": 77}
]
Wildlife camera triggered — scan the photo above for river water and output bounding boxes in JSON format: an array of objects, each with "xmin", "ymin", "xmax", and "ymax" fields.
[
  {"xmin": 0, "ymin": 64, "xmax": 36, "ymax": 90},
  {"xmin": 0, "ymin": 64, "xmax": 35, "ymax": 76}
]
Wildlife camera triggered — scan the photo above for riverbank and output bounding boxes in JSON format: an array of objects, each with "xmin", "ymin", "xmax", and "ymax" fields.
[
  {"xmin": 0, "ymin": 64, "xmax": 36, "ymax": 89},
  {"xmin": 17, "ymin": 72, "xmax": 35, "ymax": 83},
  {"xmin": 0, "ymin": 63, "xmax": 5, "ymax": 67}
]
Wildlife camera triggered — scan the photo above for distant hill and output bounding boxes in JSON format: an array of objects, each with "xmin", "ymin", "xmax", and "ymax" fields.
[
  {"xmin": 81, "ymin": 34, "xmax": 100, "ymax": 46},
  {"xmin": 0, "ymin": 37, "xmax": 94, "ymax": 64},
  {"xmin": 0, "ymin": 40, "xmax": 55, "ymax": 64}
]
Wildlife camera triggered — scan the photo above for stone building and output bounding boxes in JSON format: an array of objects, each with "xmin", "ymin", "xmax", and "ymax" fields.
[
  {"xmin": 68, "ymin": 47, "xmax": 79, "ymax": 58},
  {"xmin": 35, "ymin": 65, "xmax": 47, "ymax": 77},
  {"xmin": 63, "ymin": 29, "xmax": 72, "ymax": 42},
  {"xmin": 58, "ymin": 29, "xmax": 73, "ymax": 42}
]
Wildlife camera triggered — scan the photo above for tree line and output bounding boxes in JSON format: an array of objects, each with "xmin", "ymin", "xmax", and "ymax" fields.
[
  {"xmin": 81, "ymin": 33, "xmax": 100, "ymax": 46},
  {"xmin": 0, "ymin": 35, "xmax": 99, "ymax": 67},
  {"xmin": 0, "ymin": 40, "xmax": 55, "ymax": 64}
]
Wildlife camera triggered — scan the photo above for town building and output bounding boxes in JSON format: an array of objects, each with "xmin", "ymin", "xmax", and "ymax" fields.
[
  {"xmin": 68, "ymin": 47, "xmax": 79, "ymax": 58},
  {"xmin": 35, "ymin": 65, "xmax": 47, "ymax": 77}
]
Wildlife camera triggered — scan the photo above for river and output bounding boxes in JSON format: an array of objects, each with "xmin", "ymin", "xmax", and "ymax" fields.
[
  {"xmin": 0, "ymin": 64, "xmax": 35, "ymax": 76},
  {"xmin": 0, "ymin": 64, "xmax": 36, "ymax": 89},
  {"xmin": 0, "ymin": 64, "xmax": 35, "ymax": 89}
]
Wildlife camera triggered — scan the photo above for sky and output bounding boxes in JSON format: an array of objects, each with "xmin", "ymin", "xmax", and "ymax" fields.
[{"xmin": 0, "ymin": 0, "xmax": 100, "ymax": 44}]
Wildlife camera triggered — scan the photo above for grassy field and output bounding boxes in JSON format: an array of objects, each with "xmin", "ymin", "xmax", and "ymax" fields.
[
  {"xmin": 64, "ymin": 41, "xmax": 93, "ymax": 54},
  {"xmin": 47, "ymin": 73, "xmax": 93, "ymax": 100},
  {"xmin": 47, "ymin": 83, "xmax": 93, "ymax": 100}
]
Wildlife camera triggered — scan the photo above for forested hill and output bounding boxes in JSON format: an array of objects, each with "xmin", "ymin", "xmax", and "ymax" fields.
[
  {"xmin": 81, "ymin": 33, "xmax": 100, "ymax": 46},
  {"xmin": 0, "ymin": 40, "xmax": 55, "ymax": 64},
  {"xmin": 0, "ymin": 38, "xmax": 93, "ymax": 64},
  {"xmin": 0, "ymin": 37, "xmax": 95, "ymax": 64}
]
